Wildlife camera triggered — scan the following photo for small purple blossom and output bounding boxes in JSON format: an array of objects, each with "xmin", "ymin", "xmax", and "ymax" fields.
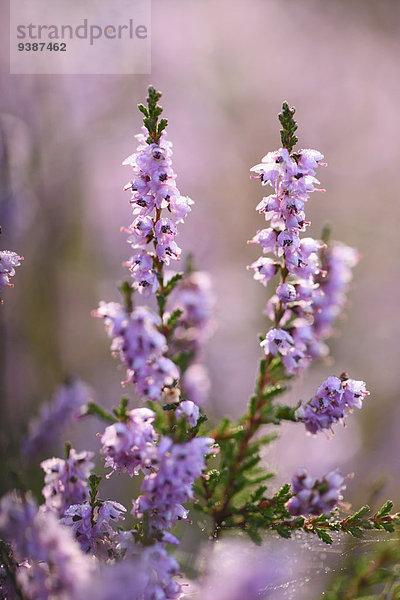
[
  {"xmin": 175, "ymin": 400, "xmax": 200, "ymax": 427},
  {"xmin": 247, "ymin": 257, "xmax": 277, "ymax": 286},
  {"xmin": 41, "ymin": 449, "xmax": 94, "ymax": 516},
  {"xmin": 100, "ymin": 408, "xmax": 158, "ymax": 477},
  {"xmin": 286, "ymin": 468, "xmax": 345, "ymax": 516},
  {"xmin": 276, "ymin": 282, "xmax": 297, "ymax": 304},
  {"xmin": 260, "ymin": 328, "xmax": 294, "ymax": 356}
]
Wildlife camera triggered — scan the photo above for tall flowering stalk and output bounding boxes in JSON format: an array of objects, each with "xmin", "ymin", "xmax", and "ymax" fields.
[{"xmin": 196, "ymin": 103, "xmax": 395, "ymax": 548}]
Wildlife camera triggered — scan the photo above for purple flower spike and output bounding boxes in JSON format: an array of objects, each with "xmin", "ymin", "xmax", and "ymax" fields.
[{"xmin": 122, "ymin": 127, "xmax": 193, "ymax": 295}]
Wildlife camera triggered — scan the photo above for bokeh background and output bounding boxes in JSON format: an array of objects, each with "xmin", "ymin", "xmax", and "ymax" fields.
[{"xmin": 1, "ymin": 0, "xmax": 400, "ymax": 596}]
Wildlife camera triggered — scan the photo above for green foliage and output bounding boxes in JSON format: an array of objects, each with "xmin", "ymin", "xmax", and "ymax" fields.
[
  {"xmin": 278, "ymin": 102, "xmax": 298, "ymax": 153},
  {"xmin": 140, "ymin": 86, "xmax": 168, "ymax": 145},
  {"xmin": 112, "ymin": 397, "xmax": 130, "ymax": 422},
  {"xmin": 88, "ymin": 474, "xmax": 102, "ymax": 505},
  {"xmin": 171, "ymin": 350, "xmax": 195, "ymax": 375},
  {"xmin": 84, "ymin": 401, "xmax": 117, "ymax": 424},
  {"xmin": 164, "ymin": 272, "xmax": 184, "ymax": 295},
  {"xmin": 156, "ymin": 273, "xmax": 184, "ymax": 318},
  {"xmin": 119, "ymin": 279, "xmax": 133, "ymax": 313},
  {"xmin": 166, "ymin": 308, "xmax": 183, "ymax": 331},
  {"xmin": 64, "ymin": 441, "xmax": 72, "ymax": 459}
]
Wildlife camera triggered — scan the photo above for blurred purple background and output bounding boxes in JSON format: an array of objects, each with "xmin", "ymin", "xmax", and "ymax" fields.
[{"xmin": 1, "ymin": 0, "xmax": 400, "ymax": 594}]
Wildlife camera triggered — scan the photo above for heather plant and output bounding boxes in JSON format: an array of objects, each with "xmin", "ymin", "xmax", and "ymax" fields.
[{"xmin": 0, "ymin": 88, "xmax": 399, "ymax": 599}]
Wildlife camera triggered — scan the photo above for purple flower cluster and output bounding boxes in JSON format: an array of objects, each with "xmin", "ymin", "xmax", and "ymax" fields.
[
  {"xmin": 122, "ymin": 130, "xmax": 193, "ymax": 296},
  {"xmin": 101, "ymin": 408, "xmax": 158, "ymax": 477},
  {"xmin": 94, "ymin": 302, "xmax": 179, "ymax": 400},
  {"xmin": 62, "ymin": 500, "xmax": 126, "ymax": 556},
  {"xmin": 41, "ymin": 448, "xmax": 94, "ymax": 517},
  {"xmin": 23, "ymin": 380, "xmax": 94, "ymax": 456},
  {"xmin": 286, "ymin": 468, "xmax": 345, "ymax": 516},
  {"xmin": 0, "ymin": 492, "xmax": 93, "ymax": 599},
  {"xmin": 249, "ymin": 147, "xmax": 327, "ymax": 375},
  {"xmin": 0, "ymin": 250, "xmax": 23, "ymax": 296},
  {"xmin": 296, "ymin": 375, "xmax": 369, "ymax": 434},
  {"xmin": 133, "ymin": 436, "xmax": 215, "ymax": 535},
  {"xmin": 309, "ymin": 242, "xmax": 359, "ymax": 357}
]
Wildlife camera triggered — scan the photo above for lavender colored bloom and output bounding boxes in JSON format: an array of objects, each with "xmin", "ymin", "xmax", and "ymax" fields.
[
  {"xmin": 342, "ymin": 378, "xmax": 368, "ymax": 409},
  {"xmin": 248, "ymin": 228, "xmax": 277, "ymax": 253},
  {"xmin": 23, "ymin": 380, "xmax": 94, "ymax": 456},
  {"xmin": 247, "ymin": 257, "xmax": 277, "ymax": 286},
  {"xmin": 0, "ymin": 492, "xmax": 92, "ymax": 599},
  {"xmin": 62, "ymin": 500, "xmax": 126, "ymax": 556},
  {"xmin": 281, "ymin": 347, "xmax": 310, "ymax": 375},
  {"xmin": 41, "ymin": 448, "xmax": 94, "ymax": 516},
  {"xmin": 94, "ymin": 302, "xmax": 179, "ymax": 401},
  {"xmin": 276, "ymin": 282, "xmax": 297, "ymax": 304},
  {"xmin": 101, "ymin": 408, "xmax": 158, "ymax": 477},
  {"xmin": 296, "ymin": 375, "xmax": 369, "ymax": 434},
  {"xmin": 260, "ymin": 328, "xmax": 294, "ymax": 356},
  {"xmin": 124, "ymin": 250, "xmax": 159, "ymax": 297},
  {"xmin": 156, "ymin": 240, "xmax": 182, "ymax": 264},
  {"xmin": 0, "ymin": 251, "xmax": 23, "ymax": 296},
  {"xmin": 133, "ymin": 437, "xmax": 215, "ymax": 534},
  {"xmin": 286, "ymin": 468, "xmax": 345, "ymax": 516},
  {"xmin": 175, "ymin": 400, "xmax": 200, "ymax": 427}
]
